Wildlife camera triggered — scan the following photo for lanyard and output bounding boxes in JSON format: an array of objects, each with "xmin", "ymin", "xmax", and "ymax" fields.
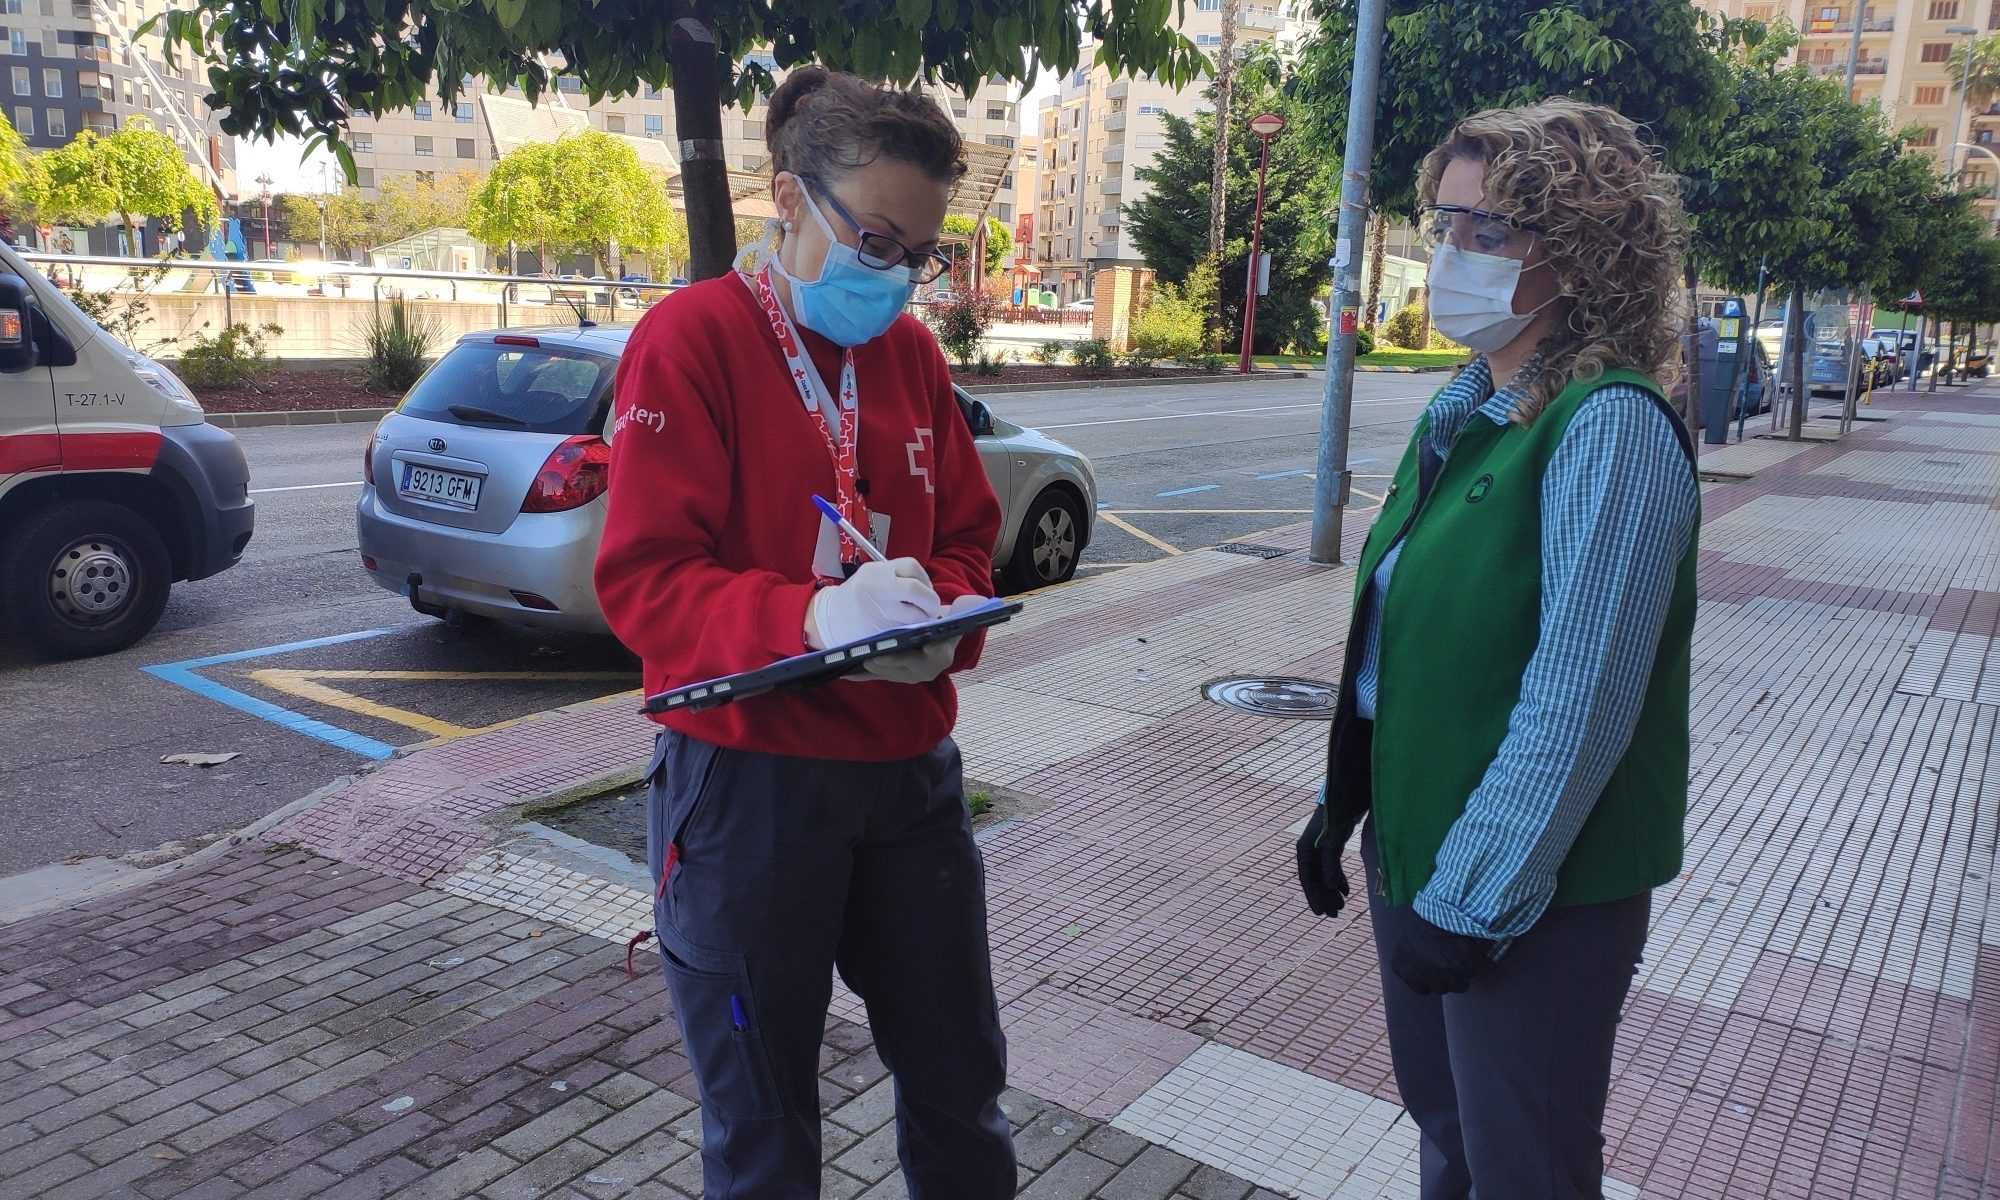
[{"xmin": 751, "ymin": 266, "xmax": 870, "ymax": 565}]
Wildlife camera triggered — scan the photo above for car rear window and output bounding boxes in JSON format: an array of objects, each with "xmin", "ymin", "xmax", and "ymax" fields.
[{"xmin": 398, "ymin": 341, "xmax": 617, "ymax": 435}]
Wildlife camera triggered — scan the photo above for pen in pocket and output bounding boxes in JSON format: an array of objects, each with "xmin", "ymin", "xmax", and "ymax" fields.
[{"xmin": 729, "ymin": 993, "xmax": 748, "ymax": 1031}]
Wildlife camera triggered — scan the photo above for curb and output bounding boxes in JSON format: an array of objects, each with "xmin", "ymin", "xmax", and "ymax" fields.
[
  {"xmin": 205, "ymin": 406, "xmax": 392, "ymax": 429},
  {"xmin": 1355, "ymin": 364, "xmax": 1458, "ymax": 373}
]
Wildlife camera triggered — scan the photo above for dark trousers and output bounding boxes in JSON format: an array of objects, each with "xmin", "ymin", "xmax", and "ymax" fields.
[
  {"xmin": 646, "ymin": 731, "xmax": 1015, "ymax": 1200},
  {"xmin": 1331, "ymin": 716, "xmax": 1649, "ymax": 1200}
]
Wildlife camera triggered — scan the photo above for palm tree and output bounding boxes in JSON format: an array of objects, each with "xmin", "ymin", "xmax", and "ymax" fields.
[{"xmin": 1946, "ymin": 32, "xmax": 2000, "ymax": 109}]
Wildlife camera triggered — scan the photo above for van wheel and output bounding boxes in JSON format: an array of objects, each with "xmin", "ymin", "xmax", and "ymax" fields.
[
  {"xmin": 1, "ymin": 501, "xmax": 172, "ymax": 658},
  {"xmin": 1002, "ymin": 488, "xmax": 1085, "ymax": 592}
]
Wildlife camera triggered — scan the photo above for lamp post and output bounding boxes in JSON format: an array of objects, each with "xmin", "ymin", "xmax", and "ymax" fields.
[
  {"xmin": 255, "ymin": 172, "xmax": 274, "ymax": 259},
  {"xmin": 1947, "ymin": 25, "xmax": 1981, "ymax": 185},
  {"xmin": 1237, "ymin": 111, "xmax": 1287, "ymax": 375},
  {"xmin": 1953, "ymin": 141, "xmax": 2000, "ymax": 232}
]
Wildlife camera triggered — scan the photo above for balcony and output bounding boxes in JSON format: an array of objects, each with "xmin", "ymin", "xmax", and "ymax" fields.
[
  {"xmin": 1106, "ymin": 80, "xmax": 1131, "ymax": 103},
  {"xmin": 1100, "ymin": 174, "xmax": 1123, "ymax": 194},
  {"xmin": 1104, "ymin": 110, "xmax": 1127, "ymax": 133},
  {"xmin": 1103, "ymin": 143, "xmax": 1125, "ymax": 163},
  {"xmin": 1098, "ymin": 209, "xmax": 1123, "ymax": 227},
  {"xmin": 1805, "ymin": 15, "xmax": 1895, "ymax": 35},
  {"xmin": 1811, "ymin": 57, "xmax": 1888, "ymax": 76}
]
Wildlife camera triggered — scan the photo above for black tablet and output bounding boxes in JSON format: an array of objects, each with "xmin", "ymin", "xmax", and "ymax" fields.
[{"xmin": 641, "ymin": 598, "xmax": 1024, "ymax": 714}]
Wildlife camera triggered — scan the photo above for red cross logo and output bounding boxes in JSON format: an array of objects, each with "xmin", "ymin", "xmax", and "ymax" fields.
[{"xmin": 906, "ymin": 428, "xmax": 935, "ymax": 494}]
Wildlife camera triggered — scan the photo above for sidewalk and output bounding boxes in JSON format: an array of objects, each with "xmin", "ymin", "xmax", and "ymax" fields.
[{"xmin": 6, "ymin": 386, "xmax": 1998, "ymax": 1199}]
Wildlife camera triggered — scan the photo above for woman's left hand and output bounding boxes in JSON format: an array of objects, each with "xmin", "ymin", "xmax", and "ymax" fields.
[
  {"xmin": 857, "ymin": 594, "xmax": 992, "ymax": 685},
  {"xmin": 1389, "ymin": 919, "xmax": 1498, "ymax": 996}
]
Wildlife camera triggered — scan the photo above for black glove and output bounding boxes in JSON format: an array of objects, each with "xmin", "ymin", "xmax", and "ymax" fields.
[
  {"xmin": 1295, "ymin": 797, "xmax": 1351, "ymax": 918},
  {"xmin": 1389, "ymin": 917, "xmax": 1497, "ymax": 996}
]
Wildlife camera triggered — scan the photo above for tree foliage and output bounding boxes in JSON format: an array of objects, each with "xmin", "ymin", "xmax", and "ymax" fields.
[
  {"xmin": 23, "ymin": 121, "xmax": 218, "ymax": 250},
  {"xmin": 942, "ymin": 213, "xmax": 1013, "ymax": 277},
  {"xmin": 1294, "ymin": 0, "xmax": 1731, "ymax": 215},
  {"xmin": 1126, "ymin": 54, "xmax": 1333, "ymax": 354},
  {"xmin": 0, "ymin": 109, "xmax": 29, "ymax": 211},
  {"xmin": 378, "ymin": 169, "xmax": 481, "ymax": 241},
  {"xmin": 468, "ymin": 131, "xmax": 684, "ymax": 273},
  {"xmin": 1945, "ymin": 32, "xmax": 2000, "ymax": 105},
  {"xmin": 150, "ymin": 0, "xmax": 1205, "ymax": 268}
]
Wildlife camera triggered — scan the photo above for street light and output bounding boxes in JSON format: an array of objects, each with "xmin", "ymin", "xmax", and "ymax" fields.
[
  {"xmin": 255, "ymin": 172, "xmax": 274, "ymax": 259},
  {"xmin": 1946, "ymin": 25, "xmax": 1980, "ymax": 184},
  {"xmin": 1237, "ymin": 110, "xmax": 1287, "ymax": 375}
]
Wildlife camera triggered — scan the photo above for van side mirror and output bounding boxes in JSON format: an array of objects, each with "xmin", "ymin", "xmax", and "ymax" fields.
[{"xmin": 0, "ymin": 274, "xmax": 41, "ymax": 372}]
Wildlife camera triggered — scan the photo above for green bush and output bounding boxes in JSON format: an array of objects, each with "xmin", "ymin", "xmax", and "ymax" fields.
[
  {"xmin": 361, "ymin": 299, "xmax": 443, "ymax": 395},
  {"xmin": 1428, "ymin": 324, "xmax": 1462, "ymax": 352},
  {"xmin": 971, "ymin": 350, "xmax": 1007, "ymax": 377},
  {"xmin": 1068, "ymin": 338, "xmax": 1116, "ymax": 372},
  {"xmin": 1382, "ymin": 302, "xmax": 1427, "ymax": 350},
  {"xmin": 175, "ymin": 322, "xmax": 283, "ymax": 388},
  {"xmin": 1131, "ymin": 283, "xmax": 1207, "ymax": 365},
  {"xmin": 1356, "ymin": 327, "xmax": 1377, "ymax": 357},
  {"xmin": 924, "ymin": 289, "xmax": 1000, "ymax": 365},
  {"xmin": 1030, "ymin": 338, "xmax": 1068, "ymax": 365}
]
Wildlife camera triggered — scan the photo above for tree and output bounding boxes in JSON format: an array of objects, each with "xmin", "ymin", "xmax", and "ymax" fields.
[
  {"xmin": 1295, "ymin": 0, "xmax": 1731, "ymax": 214},
  {"xmin": 24, "ymin": 121, "xmax": 218, "ymax": 254},
  {"xmin": 468, "ymin": 131, "xmax": 683, "ymax": 276},
  {"xmin": 270, "ymin": 193, "xmax": 324, "ymax": 246},
  {"xmin": 942, "ymin": 214, "xmax": 1012, "ymax": 278},
  {"xmin": 319, "ymin": 187, "xmax": 376, "ymax": 257},
  {"xmin": 155, "ymin": 1, "xmax": 1205, "ymax": 284},
  {"xmin": 1945, "ymin": 31, "xmax": 2000, "ymax": 106},
  {"xmin": 0, "ymin": 110, "xmax": 29, "ymax": 213},
  {"xmin": 1126, "ymin": 55, "xmax": 1334, "ymax": 354},
  {"xmin": 376, "ymin": 170, "xmax": 481, "ymax": 243}
]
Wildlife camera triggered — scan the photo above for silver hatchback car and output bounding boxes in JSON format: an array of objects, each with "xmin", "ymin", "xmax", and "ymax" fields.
[{"xmin": 356, "ymin": 325, "xmax": 1097, "ymax": 634}]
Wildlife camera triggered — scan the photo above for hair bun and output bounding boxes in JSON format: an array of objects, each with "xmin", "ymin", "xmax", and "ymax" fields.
[{"xmin": 765, "ymin": 66, "xmax": 832, "ymax": 155}]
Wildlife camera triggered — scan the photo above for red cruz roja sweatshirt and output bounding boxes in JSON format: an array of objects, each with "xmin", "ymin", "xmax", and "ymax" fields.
[{"xmin": 594, "ymin": 274, "xmax": 1002, "ymax": 762}]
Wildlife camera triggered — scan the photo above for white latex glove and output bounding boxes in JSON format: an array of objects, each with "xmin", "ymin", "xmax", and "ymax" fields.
[
  {"xmin": 804, "ymin": 558, "xmax": 941, "ymax": 650},
  {"xmin": 858, "ymin": 593, "xmax": 992, "ymax": 684}
]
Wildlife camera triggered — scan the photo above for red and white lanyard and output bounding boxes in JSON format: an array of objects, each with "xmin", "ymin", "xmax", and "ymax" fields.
[{"xmin": 751, "ymin": 266, "xmax": 871, "ymax": 566}]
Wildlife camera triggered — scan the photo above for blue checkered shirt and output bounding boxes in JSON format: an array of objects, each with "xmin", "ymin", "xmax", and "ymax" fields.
[{"xmin": 1349, "ymin": 356, "xmax": 1699, "ymax": 940}]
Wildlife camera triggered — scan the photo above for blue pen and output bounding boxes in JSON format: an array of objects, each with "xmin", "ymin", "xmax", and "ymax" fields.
[
  {"xmin": 729, "ymin": 994, "xmax": 749, "ymax": 1031},
  {"xmin": 812, "ymin": 494, "xmax": 889, "ymax": 563}
]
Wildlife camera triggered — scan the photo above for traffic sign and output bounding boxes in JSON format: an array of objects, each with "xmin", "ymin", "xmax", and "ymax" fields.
[
  {"xmin": 1248, "ymin": 112, "xmax": 1288, "ymax": 138},
  {"xmin": 1900, "ymin": 289, "xmax": 1925, "ymax": 310}
]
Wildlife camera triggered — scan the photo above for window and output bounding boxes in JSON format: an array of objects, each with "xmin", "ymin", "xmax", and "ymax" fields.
[
  {"xmin": 1104, "ymin": 225, "xmax": 1119, "ymax": 236},
  {"xmin": 456, "ymin": 137, "xmax": 474, "ymax": 158},
  {"xmin": 9, "ymin": 31, "xmax": 25, "ymax": 55},
  {"xmin": 644, "ymin": 113, "xmax": 662, "ymax": 136},
  {"xmin": 1929, "ymin": 1, "xmax": 1960, "ymax": 19},
  {"xmin": 997, "ymin": 202, "xmax": 1012, "ymax": 221},
  {"xmin": 986, "ymin": 105, "xmax": 1006, "ymax": 121},
  {"xmin": 11, "ymin": 67, "xmax": 27, "ymax": 96},
  {"xmin": 12, "ymin": 106, "xmax": 28, "ymax": 135},
  {"xmin": 988, "ymin": 134, "xmax": 1015, "ymax": 149},
  {"xmin": 605, "ymin": 114, "xmax": 624, "ymax": 133},
  {"xmin": 742, "ymin": 119, "xmax": 764, "ymax": 140},
  {"xmin": 3, "ymin": 1, "xmax": 19, "ymax": 13},
  {"xmin": 1747, "ymin": 3, "xmax": 1775, "ymax": 17},
  {"xmin": 44, "ymin": 107, "xmax": 60, "ymax": 137},
  {"xmin": 1922, "ymin": 42, "xmax": 1953, "ymax": 62},
  {"xmin": 951, "ymin": 102, "xmax": 967, "ymax": 117},
  {"xmin": 414, "ymin": 135, "xmax": 433, "ymax": 156},
  {"xmin": 1912, "ymin": 126, "xmax": 1940, "ymax": 147},
  {"xmin": 645, "ymin": 85, "xmax": 663, "ymax": 100},
  {"xmin": 352, "ymin": 133, "xmax": 372, "ymax": 152},
  {"xmin": 1917, "ymin": 84, "xmax": 1947, "ymax": 104},
  {"xmin": 414, "ymin": 102, "xmax": 432, "ymax": 120},
  {"xmin": 1196, "ymin": 33, "xmax": 1222, "ymax": 47},
  {"xmin": 1198, "ymin": 0, "xmax": 1221, "ymax": 8},
  {"xmin": 1138, "ymin": 103, "xmax": 1165, "ymax": 115},
  {"xmin": 356, "ymin": 167, "xmax": 375, "ymax": 188},
  {"xmin": 77, "ymin": 74, "xmax": 95, "ymax": 99},
  {"xmin": 558, "ymin": 76, "xmax": 581, "ymax": 93},
  {"xmin": 454, "ymin": 102, "xmax": 473, "ymax": 122},
  {"xmin": 41, "ymin": 67, "xmax": 58, "ymax": 96},
  {"xmin": 1001, "ymin": 172, "xmax": 1013, "ymax": 189}
]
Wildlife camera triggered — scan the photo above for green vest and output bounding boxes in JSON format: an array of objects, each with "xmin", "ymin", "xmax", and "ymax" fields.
[{"xmin": 1356, "ymin": 367, "xmax": 1697, "ymax": 910}]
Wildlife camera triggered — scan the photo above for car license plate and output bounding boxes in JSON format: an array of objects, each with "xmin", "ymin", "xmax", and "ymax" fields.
[{"xmin": 400, "ymin": 463, "xmax": 482, "ymax": 509}]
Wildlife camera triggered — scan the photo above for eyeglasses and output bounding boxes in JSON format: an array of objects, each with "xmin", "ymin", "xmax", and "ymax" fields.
[
  {"xmin": 807, "ymin": 178, "xmax": 955, "ymax": 285},
  {"xmin": 1419, "ymin": 205, "xmax": 1541, "ymax": 260}
]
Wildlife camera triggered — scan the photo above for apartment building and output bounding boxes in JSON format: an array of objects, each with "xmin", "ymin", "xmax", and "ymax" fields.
[
  {"xmin": 1696, "ymin": 1, "xmax": 2000, "ymax": 217},
  {"xmin": 0, "ymin": 0, "xmax": 235, "ymax": 218},
  {"xmin": 1032, "ymin": 1, "xmax": 1295, "ymax": 301},
  {"xmin": 342, "ymin": 69, "xmax": 1026, "ymax": 225}
]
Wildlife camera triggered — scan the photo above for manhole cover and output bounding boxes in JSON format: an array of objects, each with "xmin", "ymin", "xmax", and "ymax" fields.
[
  {"xmin": 1213, "ymin": 542, "xmax": 1290, "ymax": 560},
  {"xmin": 1202, "ymin": 676, "xmax": 1340, "ymax": 720}
]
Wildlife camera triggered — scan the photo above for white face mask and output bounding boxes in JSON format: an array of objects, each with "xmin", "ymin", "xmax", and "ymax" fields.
[{"xmin": 1427, "ymin": 243, "xmax": 1556, "ymax": 354}]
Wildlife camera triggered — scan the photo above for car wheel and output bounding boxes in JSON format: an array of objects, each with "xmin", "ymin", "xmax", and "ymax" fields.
[
  {"xmin": 1, "ymin": 500, "xmax": 173, "ymax": 659},
  {"xmin": 1003, "ymin": 488, "xmax": 1085, "ymax": 592}
]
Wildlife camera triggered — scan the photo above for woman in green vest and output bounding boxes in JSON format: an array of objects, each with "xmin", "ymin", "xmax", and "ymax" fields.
[{"xmin": 1295, "ymin": 98, "xmax": 1701, "ymax": 1199}]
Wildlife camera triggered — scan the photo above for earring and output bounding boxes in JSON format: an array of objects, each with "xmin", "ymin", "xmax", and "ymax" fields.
[{"xmin": 783, "ymin": 221, "xmax": 795, "ymax": 232}]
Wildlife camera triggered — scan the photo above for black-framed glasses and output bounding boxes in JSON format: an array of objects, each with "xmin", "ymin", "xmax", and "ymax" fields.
[
  {"xmin": 1419, "ymin": 204, "xmax": 1541, "ymax": 260},
  {"xmin": 806, "ymin": 178, "xmax": 955, "ymax": 285}
]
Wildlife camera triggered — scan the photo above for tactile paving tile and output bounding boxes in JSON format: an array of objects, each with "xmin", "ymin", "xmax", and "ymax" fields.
[
  {"xmin": 1112, "ymin": 1042, "xmax": 1638, "ymax": 1200},
  {"xmin": 439, "ymin": 849, "xmax": 652, "ymax": 943}
]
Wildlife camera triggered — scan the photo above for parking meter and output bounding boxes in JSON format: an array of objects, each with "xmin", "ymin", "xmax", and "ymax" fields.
[{"xmin": 1704, "ymin": 298, "xmax": 1749, "ymax": 444}]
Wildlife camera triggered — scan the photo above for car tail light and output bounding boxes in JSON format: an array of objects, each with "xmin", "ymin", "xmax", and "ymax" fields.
[
  {"xmin": 361, "ymin": 554, "xmax": 378, "ymax": 570},
  {"xmin": 522, "ymin": 436, "xmax": 611, "ymax": 513},
  {"xmin": 363, "ymin": 442, "xmax": 375, "ymax": 486},
  {"xmin": 511, "ymin": 590, "xmax": 559, "ymax": 611},
  {"xmin": 494, "ymin": 335, "xmax": 541, "ymax": 347}
]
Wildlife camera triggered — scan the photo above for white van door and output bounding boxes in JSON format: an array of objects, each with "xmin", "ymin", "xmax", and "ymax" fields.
[{"xmin": 0, "ymin": 330, "xmax": 58, "ymax": 490}]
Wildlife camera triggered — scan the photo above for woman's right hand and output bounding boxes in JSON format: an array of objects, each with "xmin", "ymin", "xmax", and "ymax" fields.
[{"xmin": 805, "ymin": 558, "xmax": 941, "ymax": 649}]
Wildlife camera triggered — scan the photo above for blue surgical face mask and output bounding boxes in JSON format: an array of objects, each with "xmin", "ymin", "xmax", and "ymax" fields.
[{"xmin": 769, "ymin": 188, "xmax": 918, "ymax": 347}]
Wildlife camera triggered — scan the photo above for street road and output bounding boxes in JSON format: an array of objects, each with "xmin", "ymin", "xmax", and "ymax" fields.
[{"xmin": 0, "ymin": 371, "xmax": 1442, "ymax": 879}]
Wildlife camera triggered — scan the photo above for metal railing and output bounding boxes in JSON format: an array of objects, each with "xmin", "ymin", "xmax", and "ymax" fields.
[{"xmin": 13, "ymin": 251, "xmax": 683, "ymax": 333}]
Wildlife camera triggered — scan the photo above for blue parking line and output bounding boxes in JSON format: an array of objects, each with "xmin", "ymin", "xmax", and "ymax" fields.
[
  {"xmin": 143, "ymin": 629, "xmax": 403, "ymax": 761},
  {"xmin": 1157, "ymin": 484, "xmax": 1221, "ymax": 498},
  {"xmin": 1256, "ymin": 469, "xmax": 1310, "ymax": 481}
]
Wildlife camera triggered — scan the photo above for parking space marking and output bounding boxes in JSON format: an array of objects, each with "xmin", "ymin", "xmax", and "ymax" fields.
[
  {"xmin": 242, "ymin": 669, "xmax": 634, "ymax": 741},
  {"xmin": 143, "ymin": 629, "xmax": 404, "ymax": 761},
  {"xmin": 1097, "ymin": 512, "xmax": 1184, "ymax": 556},
  {"xmin": 1157, "ymin": 484, "xmax": 1222, "ymax": 498},
  {"xmin": 249, "ymin": 480, "xmax": 364, "ymax": 495}
]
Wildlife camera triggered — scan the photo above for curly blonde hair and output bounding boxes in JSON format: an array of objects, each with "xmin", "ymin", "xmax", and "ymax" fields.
[{"xmin": 1417, "ymin": 97, "xmax": 1688, "ymax": 424}]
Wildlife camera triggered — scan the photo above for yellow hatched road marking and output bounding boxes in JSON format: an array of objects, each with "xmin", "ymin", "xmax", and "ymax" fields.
[
  {"xmin": 242, "ymin": 669, "xmax": 634, "ymax": 741},
  {"xmin": 1097, "ymin": 511, "xmax": 1183, "ymax": 556}
]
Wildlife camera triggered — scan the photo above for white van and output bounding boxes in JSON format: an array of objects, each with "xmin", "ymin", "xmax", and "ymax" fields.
[{"xmin": 0, "ymin": 243, "xmax": 254, "ymax": 657}]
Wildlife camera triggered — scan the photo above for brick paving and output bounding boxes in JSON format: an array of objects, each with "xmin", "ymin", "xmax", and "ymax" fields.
[{"xmin": 4, "ymin": 388, "xmax": 1998, "ymax": 1198}]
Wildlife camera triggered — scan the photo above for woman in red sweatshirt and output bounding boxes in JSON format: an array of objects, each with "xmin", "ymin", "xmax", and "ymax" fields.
[{"xmin": 592, "ymin": 68, "xmax": 1012, "ymax": 1199}]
